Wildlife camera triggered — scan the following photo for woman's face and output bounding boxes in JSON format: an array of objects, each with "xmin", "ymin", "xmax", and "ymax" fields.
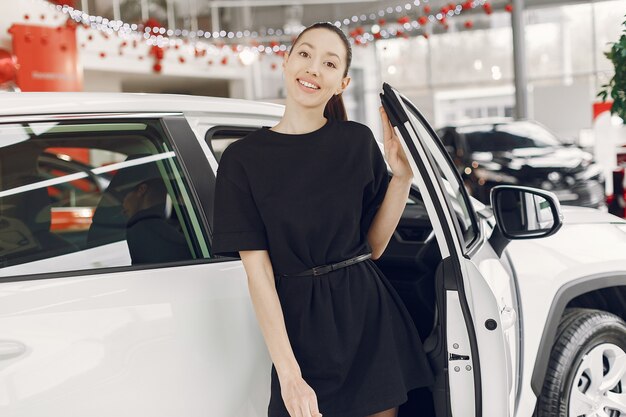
[{"xmin": 282, "ymin": 28, "xmax": 351, "ymax": 111}]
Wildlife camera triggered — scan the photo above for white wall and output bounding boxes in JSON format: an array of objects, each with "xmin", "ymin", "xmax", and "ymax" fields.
[{"xmin": 529, "ymin": 77, "xmax": 595, "ymax": 142}]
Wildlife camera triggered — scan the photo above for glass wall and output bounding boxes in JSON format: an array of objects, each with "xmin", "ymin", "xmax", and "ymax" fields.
[{"xmin": 377, "ymin": 0, "xmax": 626, "ymax": 133}]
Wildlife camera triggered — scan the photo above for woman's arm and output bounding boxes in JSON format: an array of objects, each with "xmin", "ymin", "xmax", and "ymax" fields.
[
  {"xmin": 366, "ymin": 106, "xmax": 414, "ymax": 260},
  {"xmin": 239, "ymin": 250, "xmax": 322, "ymax": 417},
  {"xmin": 366, "ymin": 176, "xmax": 412, "ymax": 260}
]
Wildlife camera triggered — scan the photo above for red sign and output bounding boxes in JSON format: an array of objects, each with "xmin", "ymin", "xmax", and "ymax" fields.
[
  {"xmin": 593, "ymin": 101, "xmax": 613, "ymax": 120},
  {"xmin": 8, "ymin": 23, "xmax": 82, "ymax": 92}
]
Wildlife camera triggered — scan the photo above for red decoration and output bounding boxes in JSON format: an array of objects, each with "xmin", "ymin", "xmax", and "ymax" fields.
[
  {"xmin": 483, "ymin": 2, "xmax": 493, "ymax": 14},
  {"xmin": 221, "ymin": 57, "xmax": 228, "ymax": 65},
  {"xmin": 397, "ymin": 16, "xmax": 410, "ymax": 25},
  {"xmin": 422, "ymin": 33, "xmax": 430, "ymax": 39},
  {"xmin": 356, "ymin": 27, "xmax": 365, "ymax": 35},
  {"xmin": 462, "ymin": 1, "xmax": 473, "ymax": 10},
  {"xmin": 60, "ymin": 44, "xmax": 67, "ymax": 51},
  {"xmin": 65, "ymin": 18, "xmax": 77, "ymax": 29},
  {"xmin": 0, "ymin": 49, "xmax": 17, "ymax": 85},
  {"xmin": 24, "ymin": 15, "xmax": 30, "ymax": 20},
  {"xmin": 373, "ymin": 32, "xmax": 382, "ymax": 40},
  {"xmin": 418, "ymin": 16, "xmax": 428, "ymax": 25},
  {"xmin": 271, "ymin": 63, "xmax": 277, "ymax": 70},
  {"xmin": 49, "ymin": 1, "xmax": 75, "ymax": 6},
  {"xmin": 178, "ymin": 56, "xmax": 185, "ymax": 63},
  {"xmin": 143, "ymin": 18, "xmax": 162, "ymax": 30},
  {"xmin": 208, "ymin": 59, "xmax": 213, "ymax": 65},
  {"xmin": 153, "ymin": 62, "xmax": 162, "ymax": 73},
  {"xmin": 99, "ymin": 52, "xmax": 106, "ymax": 58},
  {"xmin": 440, "ymin": 17, "xmax": 447, "ymax": 25},
  {"xmin": 40, "ymin": 14, "xmax": 46, "ymax": 21},
  {"xmin": 424, "ymin": 5, "xmax": 431, "ymax": 13},
  {"xmin": 441, "ymin": 6, "xmax": 450, "ymax": 14},
  {"xmin": 87, "ymin": 34, "xmax": 93, "ymax": 41},
  {"xmin": 464, "ymin": 20, "xmax": 474, "ymax": 29},
  {"xmin": 505, "ymin": 4, "xmax": 513, "ymax": 12},
  {"xmin": 378, "ymin": 18, "xmax": 386, "ymax": 25}
]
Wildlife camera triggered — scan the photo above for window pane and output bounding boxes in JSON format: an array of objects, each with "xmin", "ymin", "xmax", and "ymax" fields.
[
  {"xmin": 403, "ymin": 100, "xmax": 478, "ymax": 247},
  {"xmin": 0, "ymin": 119, "xmax": 209, "ymax": 277}
]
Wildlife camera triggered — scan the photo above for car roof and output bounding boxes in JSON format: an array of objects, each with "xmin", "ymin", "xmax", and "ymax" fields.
[
  {"xmin": 0, "ymin": 92, "xmax": 285, "ymax": 118},
  {"xmin": 439, "ymin": 117, "xmax": 520, "ymax": 130}
]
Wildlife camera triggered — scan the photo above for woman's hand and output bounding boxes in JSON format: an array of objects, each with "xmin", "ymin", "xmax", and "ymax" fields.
[
  {"xmin": 379, "ymin": 106, "xmax": 413, "ymax": 181},
  {"xmin": 280, "ymin": 375, "xmax": 323, "ymax": 417}
]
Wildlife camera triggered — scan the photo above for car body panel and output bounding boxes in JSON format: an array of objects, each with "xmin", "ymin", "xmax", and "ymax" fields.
[
  {"xmin": 506, "ymin": 215, "xmax": 626, "ymax": 417},
  {"xmin": 0, "ymin": 93, "xmax": 284, "ymax": 120},
  {"xmin": 382, "ymin": 84, "xmax": 510, "ymax": 416},
  {"xmin": 0, "ymin": 262, "xmax": 271, "ymax": 417}
]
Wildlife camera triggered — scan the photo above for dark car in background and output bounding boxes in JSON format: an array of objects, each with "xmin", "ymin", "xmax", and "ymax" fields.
[{"xmin": 437, "ymin": 120, "xmax": 606, "ymax": 208}]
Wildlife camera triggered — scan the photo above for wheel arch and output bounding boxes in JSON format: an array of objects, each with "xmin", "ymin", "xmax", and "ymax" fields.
[{"xmin": 530, "ymin": 273, "xmax": 626, "ymax": 396}]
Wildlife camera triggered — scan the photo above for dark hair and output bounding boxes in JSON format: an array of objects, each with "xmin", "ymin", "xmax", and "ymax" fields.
[{"xmin": 290, "ymin": 22, "xmax": 352, "ymax": 121}]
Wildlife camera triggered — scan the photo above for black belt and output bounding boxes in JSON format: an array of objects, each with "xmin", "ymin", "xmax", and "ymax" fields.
[{"xmin": 279, "ymin": 253, "xmax": 372, "ymax": 277}]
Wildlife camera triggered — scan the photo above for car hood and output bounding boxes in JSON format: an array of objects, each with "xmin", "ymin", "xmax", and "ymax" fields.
[
  {"xmin": 561, "ymin": 206, "xmax": 626, "ymax": 225},
  {"xmin": 472, "ymin": 146, "xmax": 592, "ymax": 174}
]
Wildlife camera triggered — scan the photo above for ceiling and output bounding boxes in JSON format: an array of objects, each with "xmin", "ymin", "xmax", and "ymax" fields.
[{"xmin": 91, "ymin": 0, "xmax": 602, "ymax": 35}]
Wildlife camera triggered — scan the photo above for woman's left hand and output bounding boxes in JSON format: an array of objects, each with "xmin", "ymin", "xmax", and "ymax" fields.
[{"xmin": 379, "ymin": 106, "xmax": 413, "ymax": 181}]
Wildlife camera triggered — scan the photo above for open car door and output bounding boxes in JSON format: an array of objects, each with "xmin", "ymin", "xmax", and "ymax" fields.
[{"xmin": 380, "ymin": 83, "xmax": 511, "ymax": 417}]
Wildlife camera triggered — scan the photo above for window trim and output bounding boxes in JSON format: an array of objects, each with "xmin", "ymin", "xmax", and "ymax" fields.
[
  {"xmin": 402, "ymin": 98, "xmax": 482, "ymax": 254},
  {"xmin": 0, "ymin": 115, "xmax": 213, "ymax": 279}
]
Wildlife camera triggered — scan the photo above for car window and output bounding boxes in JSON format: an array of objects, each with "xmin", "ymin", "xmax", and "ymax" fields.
[
  {"xmin": 205, "ymin": 127, "xmax": 257, "ymax": 162},
  {"xmin": 0, "ymin": 119, "xmax": 210, "ymax": 277},
  {"xmin": 460, "ymin": 121, "xmax": 561, "ymax": 152},
  {"xmin": 403, "ymin": 101, "xmax": 479, "ymax": 248}
]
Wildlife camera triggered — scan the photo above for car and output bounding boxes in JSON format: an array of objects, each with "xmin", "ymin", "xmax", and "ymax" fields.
[
  {"xmin": 0, "ymin": 85, "xmax": 624, "ymax": 417},
  {"xmin": 437, "ymin": 120, "xmax": 606, "ymax": 209}
]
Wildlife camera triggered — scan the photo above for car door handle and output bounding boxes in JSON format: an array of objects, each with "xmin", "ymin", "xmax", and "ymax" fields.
[
  {"xmin": 0, "ymin": 340, "xmax": 27, "ymax": 361},
  {"xmin": 501, "ymin": 306, "xmax": 517, "ymax": 331}
]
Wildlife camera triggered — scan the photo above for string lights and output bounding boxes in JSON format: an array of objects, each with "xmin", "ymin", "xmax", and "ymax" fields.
[
  {"xmin": 37, "ymin": 0, "xmax": 507, "ymax": 72},
  {"xmin": 47, "ymin": 0, "xmax": 497, "ymax": 49}
]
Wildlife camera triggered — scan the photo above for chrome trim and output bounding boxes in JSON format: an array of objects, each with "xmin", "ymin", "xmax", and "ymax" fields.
[{"xmin": 0, "ymin": 112, "xmax": 183, "ymax": 124}]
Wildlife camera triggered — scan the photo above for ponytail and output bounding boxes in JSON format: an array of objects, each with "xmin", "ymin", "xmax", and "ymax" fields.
[{"xmin": 324, "ymin": 93, "xmax": 348, "ymax": 121}]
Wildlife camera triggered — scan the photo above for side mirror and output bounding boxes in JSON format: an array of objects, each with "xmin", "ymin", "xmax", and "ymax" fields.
[{"xmin": 491, "ymin": 185, "xmax": 564, "ymax": 240}]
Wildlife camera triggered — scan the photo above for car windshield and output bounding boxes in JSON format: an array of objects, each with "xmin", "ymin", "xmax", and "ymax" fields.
[{"xmin": 460, "ymin": 122, "xmax": 562, "ymax": 153}]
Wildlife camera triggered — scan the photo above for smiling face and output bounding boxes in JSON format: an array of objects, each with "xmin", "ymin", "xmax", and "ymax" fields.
[{"xmin": 282, "ymin": 28, "xmax": 351, "ymax": 111}]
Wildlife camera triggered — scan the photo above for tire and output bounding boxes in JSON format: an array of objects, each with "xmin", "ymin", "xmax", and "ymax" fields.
[{"xmin": 536, "ymin": 308, "xmax": 626, "ymax": 417}]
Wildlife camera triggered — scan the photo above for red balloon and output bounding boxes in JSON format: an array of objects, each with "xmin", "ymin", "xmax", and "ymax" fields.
[{"xmin": 0, "ymin": 49, "xmax": 17, "ymax": 84}]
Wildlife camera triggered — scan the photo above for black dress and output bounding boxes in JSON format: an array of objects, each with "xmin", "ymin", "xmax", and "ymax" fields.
[{"xmin": 211, "ymin": 118, "xmax": 434, "ymax": 417}]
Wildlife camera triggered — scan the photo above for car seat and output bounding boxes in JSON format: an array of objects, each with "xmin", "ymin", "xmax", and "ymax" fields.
[{"xmin": 0, "ymin": 174, "xmax": 76, "ymax": 264}]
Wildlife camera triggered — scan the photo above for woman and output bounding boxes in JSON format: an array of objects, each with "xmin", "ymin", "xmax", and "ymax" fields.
[{"xmin": 212, "ymin": 22, "xmax": 434, "ymax": 417}]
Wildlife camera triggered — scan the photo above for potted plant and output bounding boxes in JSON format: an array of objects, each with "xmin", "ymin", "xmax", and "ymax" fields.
[{"xmin": 599, "ymin": 15, "xmax": 626, "ymax": 123}]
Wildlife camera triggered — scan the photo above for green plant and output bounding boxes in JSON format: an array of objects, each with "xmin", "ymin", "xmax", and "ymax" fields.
[{"xmin": 599, "ymin": 14, "xmax": 626, "ymax": 124}]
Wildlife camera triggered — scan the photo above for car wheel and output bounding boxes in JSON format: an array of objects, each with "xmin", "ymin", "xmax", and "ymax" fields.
[{"xmin": 537, "ymin": 308, "xmax": 626, "ymax": 417}]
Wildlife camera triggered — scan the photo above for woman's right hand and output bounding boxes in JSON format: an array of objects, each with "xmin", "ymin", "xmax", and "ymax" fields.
[{"xmin": 280, "ymin": 375, "xmax": 322, "ymax": 417}]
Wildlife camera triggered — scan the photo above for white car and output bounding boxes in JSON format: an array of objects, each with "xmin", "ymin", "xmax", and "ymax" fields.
[{"xmin": 0, "ymin": 83, "xmax": 624, "ymax": 417}]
